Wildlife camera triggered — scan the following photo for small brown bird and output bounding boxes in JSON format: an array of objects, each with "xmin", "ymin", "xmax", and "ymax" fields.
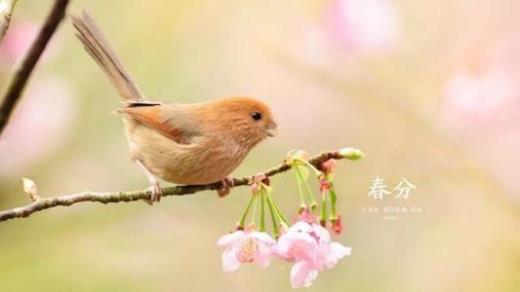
[{"xmin": 71, "ymin": 12, "xmax": 277, "ymax": 203}]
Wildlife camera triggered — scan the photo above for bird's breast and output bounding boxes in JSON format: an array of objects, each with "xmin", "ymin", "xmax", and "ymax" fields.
[{"xmin": 127, "ymin": 124, "xmax": 250, "ymax": 185}]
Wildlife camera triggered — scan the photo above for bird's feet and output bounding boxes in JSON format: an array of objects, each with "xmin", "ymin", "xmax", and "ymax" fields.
[
  {"xmin": 145, "ymin": 181, "xmax": 162, "ymax": 205},
  {"xmin": 134, "ymin": 159, "xmax": 162, "ymax": 205},
  {"xmin": 217, "ymin": 176, "xmax": 234, "ymax": 198}
]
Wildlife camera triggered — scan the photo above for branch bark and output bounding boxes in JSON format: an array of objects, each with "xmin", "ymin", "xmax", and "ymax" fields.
[
  {"xmin": 0, "ymin": 0, "xmax": 70, "ymax": 136},
  {"xmin": 0, "ymin": 148, "xmax": 363, "ymax": 222},
  {"xmin": 0, "ymin": 0, "xmax": 19, "ymax": 43}
]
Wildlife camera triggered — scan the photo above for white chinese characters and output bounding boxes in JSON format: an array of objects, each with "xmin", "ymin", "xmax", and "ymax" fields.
[
  {"xmin": 369, "ymin": 177, "xmax": 415, "ymax": 199},
  {"xmin": 393, "ymin": 178, "xmax": 416, "ymax": 199},
  {"xmin": 363, "ymin": 177, "xmax": 421, "ymax": 220},
  {"xmin": 367, "ymin": 177, "xmax": 391, "ymax": 199}
]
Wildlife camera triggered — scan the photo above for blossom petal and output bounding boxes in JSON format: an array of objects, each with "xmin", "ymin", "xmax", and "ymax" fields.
[
  {"xmin": 274, "ymin": 231, "xmax": 316, "ymax": 261},
  {"xmin": 222, "ymin": 249, "xmax": 242, "ymax": 272},
  {"xmin": 311, "ymin": 223, "xmax": 331, "ymax": 243},
  {"xmin": 217, "ymin": 230, "xmax": 244, "ymax": 246},
  {"xmin": 325, "ymin": 242, "xmax": 351, "ymax": 268},
  {"xmin": 290, "ymin": 261, "xmax": 319, "ymax": 288},
  {"xmin": 250, "ymin": 231, "xmax": 275, "ymax": 244},
  {"xmin": 289, "ymin": 221, "xmax": 312, "ymax": 234},
  {"xmin": 255, "ymin": 246, "xmax": 272, "ymax": 268},
  {"xmin": 273, "ymin": 235, "xmax": 292, "ymax": 257}
]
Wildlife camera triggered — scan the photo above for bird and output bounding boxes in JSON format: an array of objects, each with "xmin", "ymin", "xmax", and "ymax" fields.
[{"xmin": 71, "ymin": 11, "xmax": 277, "ymax": 203}]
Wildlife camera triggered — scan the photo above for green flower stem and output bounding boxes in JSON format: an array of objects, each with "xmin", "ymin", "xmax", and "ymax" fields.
[
  {"xmin": 237, "ymin": 193, "xmax": 257, "ymax": 228},
  {"xmin": 266, "ymin": 192, "xmax": 280, "ymax": 236},
  {"xmin": 320, "ymin": 194, "xmax": 327, "ymax": 224},
  {"xmin": 320, "ymin": 177, "xmax": 327, "ymax": 224},
  {"xmin": 294, "ymin": 157, "xmax": 329, "ymax": 212},
  {"xmin": 259, "ymin": 191, "xmax": 266, "ymax": 232},
  {"xmin": 294, "ymin": 158, "xmax": 323, "ymax": 177},
  {"xmin": 294, "ymin": 165, "xmax": 317, "ymax": 209},
  {"xmin": 270, "ymin": 194, "xmax": 289, "ymax": 226},
  {"xmin": 250, "ymin": 193, "xmax": 259, "ymax": 226},
  {"xmin": 329, "ymin": 181, "xmax": 338, "ymax": 218},
  {"xmin": 264, "ymin": 185, "xmax": 288, "ymax": 225},
  {"xmin": 293, "ymin": 168, "xmax": 306, "ymax": 207}
]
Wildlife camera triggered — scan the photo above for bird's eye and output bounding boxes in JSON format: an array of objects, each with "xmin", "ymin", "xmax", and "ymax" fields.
[{"xmin": 251, "ymin": 112, "xmax": 262, "ymax": 121}]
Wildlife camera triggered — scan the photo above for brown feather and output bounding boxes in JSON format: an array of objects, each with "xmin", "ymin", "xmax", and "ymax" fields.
[
  {"xmin": 71, "ymin": 11, "xmax": 144, "ymax": 101},
  {"xmin": 121, "ymin": 105, "xmax": 190, "ymax": 144}
]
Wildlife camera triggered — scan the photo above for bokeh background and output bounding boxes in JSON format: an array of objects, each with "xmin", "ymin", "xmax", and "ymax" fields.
[{"xmin": 0, "ymin": 0, "xmax": 519, "ymax": 291}]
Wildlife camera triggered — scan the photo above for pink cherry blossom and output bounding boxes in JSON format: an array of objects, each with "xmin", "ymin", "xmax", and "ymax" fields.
[
  {"xmin": 274, "ymin": 221, "xmax": 351, "ymax": 288},
  {"xmin": 217, "ymin": 229, "xmax": 275, "ymax": 272}
]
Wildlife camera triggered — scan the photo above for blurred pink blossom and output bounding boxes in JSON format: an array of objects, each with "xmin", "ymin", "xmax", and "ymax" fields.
[
  {"xmin": 325, "ymin": 0, "xmax": 400, "ymax": 53},
  {"xmin": 442, "ymin": 37, "xmax": 520, "ymax": 200},
  {"xmin": 0, "ymin": 77, "xmax": 77, "ymax": 175},
  {"xmin": 274, "ymin": 221, "xmax": 351, "ymax": 288},
  {"xmin": 443, "ymin": 37, "xmax": 520, "ymax": 131},
  {"xmin": 0, "ymin": 21, "xmax": 38, "ymax": 63},
  {"xmin": 0, "ymin": 21, "xmax": 59, "ymax": 65},
  {"xmin": 217, "ymin": 228, "xmax": 275, "ymax": 272}
]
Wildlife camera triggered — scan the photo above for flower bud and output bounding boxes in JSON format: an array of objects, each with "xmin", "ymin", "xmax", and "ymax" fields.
[
  {"xmin": 339, "ymin": 147, "xmax": 364, "ymax": 160},
  {"xmin": 330, "ymin": 214, "xmax": 343, "ymax": 234}
]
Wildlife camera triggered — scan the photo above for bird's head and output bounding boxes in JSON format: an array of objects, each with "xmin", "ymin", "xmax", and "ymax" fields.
[{"xmin": 203, "ymin": 96, "xmax": 278, "ymax": 148}]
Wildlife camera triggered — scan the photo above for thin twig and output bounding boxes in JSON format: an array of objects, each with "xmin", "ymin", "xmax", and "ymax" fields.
[
  {"xmin": 0, "ymin": 0, "xmax": 70, "ymax": 136},
  {"xmin": 0, "ymin": 0, "xmax": 18, "ymax": 43},
  {"xmin": 0, "ymin": 148, "xmax": 363, "ymax": 222}
]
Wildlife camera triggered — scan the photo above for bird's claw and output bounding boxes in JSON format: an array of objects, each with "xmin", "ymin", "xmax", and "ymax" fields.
[
  {"xmin": 145, "ymin": 182, "xmax": 162, "ymax": 205},
  {"xmin": 217, "ymin": 176, "xmax": 234, "ymax": 198}
]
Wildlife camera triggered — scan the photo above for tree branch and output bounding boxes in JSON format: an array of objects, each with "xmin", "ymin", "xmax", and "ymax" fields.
[
  {"xmin": 0, "ymin": 0, "xmax": 19, "ymax": 43},
  {"xmin": 0, "ymin": 0, "xmax": 70, "ymax": 136},
  {"xmin": 0, "ymin": 148, "xmax": 363, "ymax": 222}
]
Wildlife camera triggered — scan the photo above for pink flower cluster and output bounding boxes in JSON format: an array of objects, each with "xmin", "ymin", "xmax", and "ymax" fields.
[
  {"xmin": 217, "ymin": 154, "xmax": 360, "ymax": 288},
  {"xmin": 217, "ymin": 218, "xmax": 351, "ymax": 288}
]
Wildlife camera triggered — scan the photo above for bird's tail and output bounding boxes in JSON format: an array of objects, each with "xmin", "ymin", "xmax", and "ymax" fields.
[{"xmin": 71, "ymin": 11, "xmax": 144, "ymax": 101}]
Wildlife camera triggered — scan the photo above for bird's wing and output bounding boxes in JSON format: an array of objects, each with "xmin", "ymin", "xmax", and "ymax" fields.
[{"xmin": 119, "ymin": 103, "xmax": 201, "ymax": 145}]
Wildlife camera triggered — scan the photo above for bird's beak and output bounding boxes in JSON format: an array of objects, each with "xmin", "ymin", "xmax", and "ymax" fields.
[{"xmin": 266, "ymin": 122, "xmax": 278, "ymax": 137}]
